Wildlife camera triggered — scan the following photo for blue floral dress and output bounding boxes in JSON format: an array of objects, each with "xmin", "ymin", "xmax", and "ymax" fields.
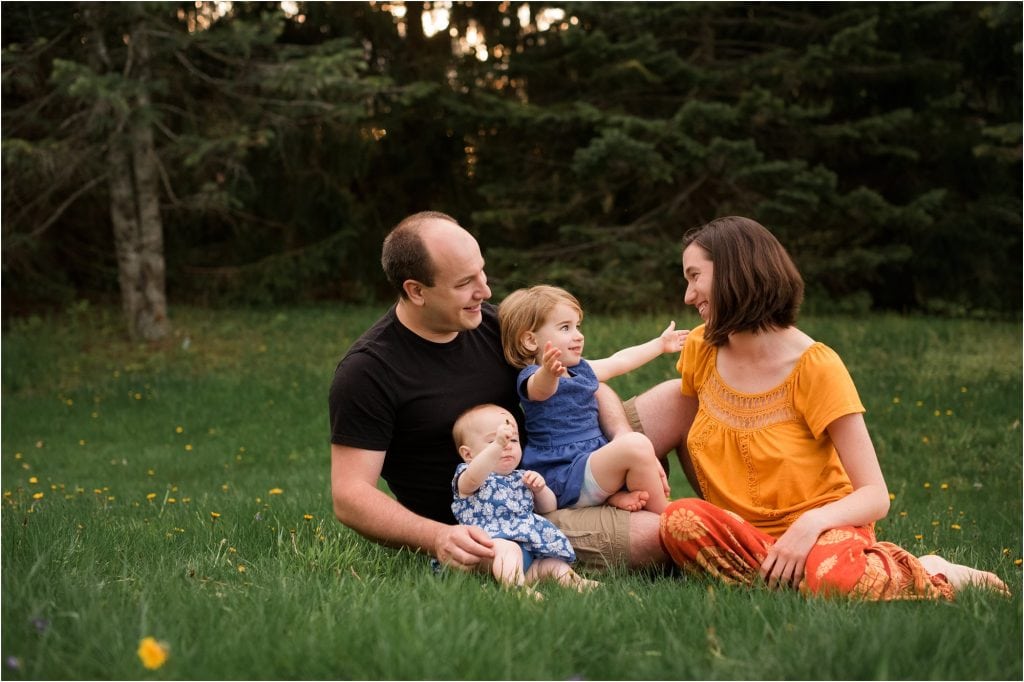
[{"xmin": 451, "ymin": 465, "xmax": 575, "ymax": 563}]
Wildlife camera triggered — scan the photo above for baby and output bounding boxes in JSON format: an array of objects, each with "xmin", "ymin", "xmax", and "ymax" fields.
[{"xmin": 451, "ymin": 403, "xmax": 599, "ymax": 596}]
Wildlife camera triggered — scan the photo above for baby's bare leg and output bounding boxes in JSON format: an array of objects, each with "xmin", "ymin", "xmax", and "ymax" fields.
[
  {"xmin": 525, "ymin": 558, "xmax": 600, "ymax": 592},
  {"xmin": 483, "ymin": 539, "xmax": 526, "ymax": 588}
]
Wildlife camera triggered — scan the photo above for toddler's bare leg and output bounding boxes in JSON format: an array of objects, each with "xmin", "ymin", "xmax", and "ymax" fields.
[{"xmin": 590, "ymin": 432, "xmax": 669, "ymax": 513}]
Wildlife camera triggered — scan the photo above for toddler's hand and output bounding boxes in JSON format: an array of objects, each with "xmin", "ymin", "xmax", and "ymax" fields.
[
  {"xmin": 660, "ymin": 321, "xmax": 689, "ymax": 353},
  {"xmin": 540, "ymin": 341, "xmax": 567, "ymax": 378},
  {"xmin": 521, "ymin": 470, "xmax": 547, "ymax": 493}
]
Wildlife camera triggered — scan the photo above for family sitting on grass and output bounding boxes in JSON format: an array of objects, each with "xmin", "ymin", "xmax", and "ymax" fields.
[{"xmin": 329, "ymin": 211, "xmax": 1009, "ymax": 599}]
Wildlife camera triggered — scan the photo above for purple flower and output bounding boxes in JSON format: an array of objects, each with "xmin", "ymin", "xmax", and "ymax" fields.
[
  {"xmin": 6, "ymin": 656, "xmax": 21, "ymax": 670},
  {"xmin": 30, "ymin": 617, "xmax": 49, "ymax": 633}
]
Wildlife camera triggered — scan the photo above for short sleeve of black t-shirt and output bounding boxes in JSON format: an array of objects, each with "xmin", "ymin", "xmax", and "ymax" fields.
[{"xmin": 328, "ymin": 303, "xmax": 522, "ymax": 524}]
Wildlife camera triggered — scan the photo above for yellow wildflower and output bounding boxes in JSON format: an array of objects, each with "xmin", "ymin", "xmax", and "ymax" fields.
[
  {"xmin": 950, "ymin": 524, "xmax": 961, "ymax": 530},
  {"xmin": 32, "ymin": 492, "xmax": 44, "ymax": 500},
  {"xmin": 210, "ymin": 512, "xmax": 221, "ymax": 520},
  {"xmin": 269, "ymin": 488, "xmax": 284, "ymax": 495},
  {"xmin": 175, "ymin": 426, "xmax": 184, "ymax": 434},
  {"xmin": 184, "ymin": 444, "xmax": 193, "ymax": 452},
  {"xmin": 940, "ymin": 483, "xmax": 949, "ymax": 490},
  {"xmin": 303, "ymin": 514, "xmax": 314, "ymax": 521},
  {"xmin": 146, "ymin": 493, "xmax": 157, "ymax": 501},
  {"xmin": 137, "ymin": 637, "xmax": 169, "ymax": 670},
  {"xmin": 28, "ymin": 477, "xmax": 38, "ymax": 484},
  {"xmin": 237, "ymin": 565, "xmax": 247, "ymax": 573},
  {"xmin": 923, "ymin": 482, "xmax": 931, "ymax": 489}
]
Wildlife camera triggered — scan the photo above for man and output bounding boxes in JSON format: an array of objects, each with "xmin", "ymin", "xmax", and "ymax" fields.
[{"xmin": 329, "ymin": 211, "xmax": 690, "ymax": 571}]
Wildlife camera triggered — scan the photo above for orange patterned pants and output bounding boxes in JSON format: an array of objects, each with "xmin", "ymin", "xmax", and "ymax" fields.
[{"xmin": 660, "ymin": 498, "xmax": 954, "ymax": 601}]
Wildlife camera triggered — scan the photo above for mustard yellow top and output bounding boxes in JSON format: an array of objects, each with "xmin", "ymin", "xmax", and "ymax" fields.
[{"xmin": 678, "ymin": 325, "xmax": 863, "ymax": 537}]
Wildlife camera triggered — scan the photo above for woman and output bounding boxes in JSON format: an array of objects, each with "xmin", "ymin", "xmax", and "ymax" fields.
[{"xmin": 660, "ymin": 216, "xmax": 1008, "ymax": 600}]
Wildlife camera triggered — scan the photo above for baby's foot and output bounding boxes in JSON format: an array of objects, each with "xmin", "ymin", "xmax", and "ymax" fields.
[
  {"xmin": 918, "ymin": 554, "xmax": 1011, "ymax": 596},
  {"xmin": 607, "ymin": 490, "xmax": 649, "ymax": 512},
  {"xmin": 558, "ymin": 570, "xmax": 601, "ymax": 593}
]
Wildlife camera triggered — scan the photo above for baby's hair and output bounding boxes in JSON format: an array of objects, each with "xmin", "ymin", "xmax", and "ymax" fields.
[
  {"xmin": 498, "ymin": 285, "xmax": 583, "ymax": 368},
  {"xmin": 452, "ymin": 403, "xmax": 502, "ymax": 448}
]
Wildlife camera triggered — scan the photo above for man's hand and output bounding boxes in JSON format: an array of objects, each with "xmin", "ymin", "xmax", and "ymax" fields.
[{"xmin": 433, "ymin": 524, "xmax": 495, "ymax": 570}]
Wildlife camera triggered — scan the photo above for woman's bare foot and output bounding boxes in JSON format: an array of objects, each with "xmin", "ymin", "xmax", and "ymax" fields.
[
  {"xmin": 918, "ymin": 554, "xmax": 1011, "ymax": 596},
  {"xmin": 608, "ymin": 490, "xmax": 649, "ymax": 512},
  {"xmin": 558, "ymin": 569, "xmax": 601, "ymax": 593}
]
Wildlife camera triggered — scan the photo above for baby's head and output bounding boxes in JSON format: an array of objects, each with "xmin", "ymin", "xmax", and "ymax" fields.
[
  {"xmin": 452, "ymin": 404, "xmax": 522, "ymax": 473},
  {"xmin": 499, "ymin": 285, "xmax": 583, "ymax": 368}
]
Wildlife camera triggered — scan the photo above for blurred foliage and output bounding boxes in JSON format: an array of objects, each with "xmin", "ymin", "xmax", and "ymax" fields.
[{"xmin": 2, "ymin": 1, "xmax": 1020, "ymax": 320}]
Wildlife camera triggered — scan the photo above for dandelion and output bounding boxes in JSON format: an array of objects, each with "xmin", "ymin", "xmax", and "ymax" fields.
[
  {"xmin": 146, "ymin": 493, "xmax": 157, "ymax": 501},
  {"xmin": 65, "ymin": 398, "xmax": 73, "ymax": 406},
  {"xmin": 303, "ymin": 514, "xmax": 314, "ymax": 521},
  {"xmin": 32, "ymin": 492, "xmax": 44, "ymax": 500},
  {"xmin": 914, "ymin": 534, "xmax": 924, "ymax": 540},
  {"xmin": 931, "ymin": 520, "xmax": 940, "ymax": 526},
  {"xmin": 35, "ymin": 441, "xmax": 44, "ymax": 448},
  {"xmin": 28, "ymin": 477, "xmax": 38, "ymax": 484},
  {"xmin": 134, "ymin": 392, "xmax": 142, "ymax": 400},
  {"xmin": 899, "ymin": 511, "xmax": 908, "ymax": 517},
  {"xmin": 79, "ymin": 440, "xmax": 86, "ymax": 446},
  {"xmin": 950, "ymin": 524, "xmax": 961, "ymax": 530},
  {"xmin": 221, "ymin": 484, "xmax": 230, "ymax": 493},
  {"xmin": 892, "ymin": 396, "xmax": 901, "ymax": 404},
  {"xmin": 237, "ymin": 565, "xmax": 247, "ymax": 573},
  {"xmin": 1015, "ymin": 559, "xmax": 1022, "ymax": 567},
  {"xmin": 269, "ymin": 488, "xmax": 283, "ymax": 495},
  {"xmin": 933, "ymin": 409, "xmax": 941, "ymax": 417},
  {"xmin": 137, "ymin": 637, "xmax": 169, "ymax": 670},
  {"xmin": 923, "ymin": 482, "xmax": 931, "ymax": 489},
  {"xmin": 14, "ymin": 453, "xmax": 22, "ymax": 460},
  {"xmin": 167, "ymin": 498, "xmax": 177, "ymax": 504},
  {"xmin": 210, "ymin": 512, "xmax": 221, "ymax": 521},
  {"xmin": 940, "ymin": 483, "xmax": 949, "ymax": 490},
  {"xmin": 184, "ymin": 444, "xmax": 193, "ymax": 452},
  {"xmin": 945, "ymin": 409, "xmax": 953, "ymax": 416},
  {"xmin": 921, "ymin": 436, "xmax": 930, "ymax": 444},
  {"xmin": 175, "ymin": 426, "xmax": 184, "ymax": 434},
  {"xmin": 1003, "ymin": 548, "xmax": 1011, "ymax": 555},
  {"xmin": 888, "ymin": 493, "xmax": 896, "ymax": 501}
]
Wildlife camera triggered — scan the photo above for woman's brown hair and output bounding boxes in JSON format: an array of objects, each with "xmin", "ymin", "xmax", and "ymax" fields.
[{"xmin": 682, "ymin": 216, "xmax": 804, "ymax": 347}]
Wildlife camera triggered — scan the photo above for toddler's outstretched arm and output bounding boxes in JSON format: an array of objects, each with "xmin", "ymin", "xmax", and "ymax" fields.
[
  {"xmin": 589, "ymin": 322, "xmax": 688, "ymax": 382},
  {"xmin": 525, "ymin": 342, "xmax": 567, "ymax": 402}
]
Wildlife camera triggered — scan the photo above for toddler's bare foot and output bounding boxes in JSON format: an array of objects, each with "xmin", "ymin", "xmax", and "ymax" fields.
[
  {"xmin": 918, "ymin": 554, "xmax": 1011, "ymax": 596},
  {"xmin": 558, "ymin": 570, "xmax": 601, "ymax": 593},
  {"xmin": 607, "ymin": 490, "xmax": 649, "ymax": 512}
]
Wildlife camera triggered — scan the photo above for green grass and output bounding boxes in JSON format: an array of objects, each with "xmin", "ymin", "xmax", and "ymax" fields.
[{"xmin": 2, "ymin": 304, "xmax": 1021, "ymax": 680}]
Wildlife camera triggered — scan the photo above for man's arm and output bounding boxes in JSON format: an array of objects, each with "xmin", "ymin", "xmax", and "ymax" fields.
[
  {"xmin": 631, "ymin": 379, "xmax": 701, "ymax": 496},
  {"xmin": 595, "ymin": 382, "xmax": 632, "ymax": 440},
  {"xmin": 330, "ymin": 443, "xmax": 495, "ymax": 569}
]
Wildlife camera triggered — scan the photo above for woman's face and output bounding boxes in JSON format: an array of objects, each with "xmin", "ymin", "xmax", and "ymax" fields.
[{"xmin": 683, "ymin": 243, "xmax": 714, "ymax": 323}]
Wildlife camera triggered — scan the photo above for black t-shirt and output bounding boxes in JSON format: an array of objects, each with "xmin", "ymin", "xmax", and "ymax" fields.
[{"xmin": 329, "ymin": 303, "xmax": 522, "ymax": 524}]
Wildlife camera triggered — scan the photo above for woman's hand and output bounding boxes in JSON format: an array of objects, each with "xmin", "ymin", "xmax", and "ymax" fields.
[{"xmin": 759, "ymin": 510, "xmax": 824, "ymax": 589}]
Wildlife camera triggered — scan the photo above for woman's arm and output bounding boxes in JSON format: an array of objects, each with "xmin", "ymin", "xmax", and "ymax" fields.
[{"xmin": 759, "ymin": 412, "xmax": 890, "ymax": 589}]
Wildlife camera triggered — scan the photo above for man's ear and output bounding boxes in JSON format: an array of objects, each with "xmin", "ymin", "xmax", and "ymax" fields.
[
  {"xmin": 403, "ymin": 280, "xmax": 426, "ymax": 305},
  {"xmin": 521, "ymin": 331, "xmax": 539, "ymax": 354}
]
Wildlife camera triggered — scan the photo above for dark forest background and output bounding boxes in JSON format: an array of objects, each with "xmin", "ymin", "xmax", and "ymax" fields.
[{"xmin": 3, "ymin": 2, "xmax": 1021, "ymax": 340}]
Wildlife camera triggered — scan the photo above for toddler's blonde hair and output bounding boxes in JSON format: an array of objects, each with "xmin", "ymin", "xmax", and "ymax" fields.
[{"xmin": 498, "ymin": 285, "xmax": 583, "ymax": 369}]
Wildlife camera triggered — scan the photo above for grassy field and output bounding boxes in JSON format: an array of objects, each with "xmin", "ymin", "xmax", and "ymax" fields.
[{"xmin": 2, "ymin": 303, "xmax": 1021, "ymax": 680}]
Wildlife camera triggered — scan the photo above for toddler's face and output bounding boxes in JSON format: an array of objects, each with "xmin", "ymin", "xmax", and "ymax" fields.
[
  {"xmin": 530, "ymin": 302, "xmax": 585, "ymax": 367},
  {"xmin": 462, "ymin": 406, "xmax": 522, "ymax": 475}
]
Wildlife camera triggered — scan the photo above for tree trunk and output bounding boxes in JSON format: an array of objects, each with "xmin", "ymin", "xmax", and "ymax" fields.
[{"xmin": 103, "ymin": 13, "xmax": 170, "ymax": 342}]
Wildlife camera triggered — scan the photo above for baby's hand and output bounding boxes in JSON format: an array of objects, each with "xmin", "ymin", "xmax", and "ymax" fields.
[
  {"xmin": 494, "ymin": 420, "xmax": 515, "ymax": 448},
  {"xmin": 541, "ymin": 342, "xmax": 566, "ymax": 378},
  {"xmin": 660, "ymin": 321, "xmax": 689, "ymax": 353},
  {"xmin": 521, "ymin": 470, "xmax": 547, "ymax": 493}
]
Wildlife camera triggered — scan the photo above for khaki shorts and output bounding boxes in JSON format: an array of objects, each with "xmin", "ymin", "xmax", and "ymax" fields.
[{"xmin": 543, "ymin": 505, "xmax": 630, "ymax": 570}]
